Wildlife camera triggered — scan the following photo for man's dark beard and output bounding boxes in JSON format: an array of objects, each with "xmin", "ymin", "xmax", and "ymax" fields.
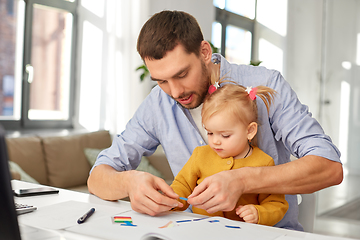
[{"xmin": 183, "ymin": 61, "xmax": 211, "ymax": 110}]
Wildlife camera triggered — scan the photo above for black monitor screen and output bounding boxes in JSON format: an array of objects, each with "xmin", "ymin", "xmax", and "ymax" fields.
[{"xmin": 0, "ymin": 125, "xmax": 21, "ymax": 240}]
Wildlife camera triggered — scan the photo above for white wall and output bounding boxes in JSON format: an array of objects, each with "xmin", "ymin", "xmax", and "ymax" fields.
[
  {"xmin": 324, "ymin": 0, "xmax": 360, "ymax": 174},
  {"xmin": 285, "ymin": 0, "xmax": 360, "ymax": 175},
  {"xmin": 285, "ymin": 0, "xmax": 323, "ymax": 119}
]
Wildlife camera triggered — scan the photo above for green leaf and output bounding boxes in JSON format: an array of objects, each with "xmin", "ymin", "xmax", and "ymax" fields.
[
  {"xmin": 207, "ymin": 40, "xmax": 219, "ymax": 54},
  {"xmin": 136, "ymin": 65, "xmax": 147, "ymax": 71},
  {"xmin": 136, "ymin": 64, "xmax": 150, "ymax": 82},
  {"xmin": 249, "ymin": 60, "xmax": 262, "ymax": 66}
]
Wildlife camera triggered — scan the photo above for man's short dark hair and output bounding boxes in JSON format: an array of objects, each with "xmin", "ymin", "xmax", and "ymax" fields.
[{"xmin": 137, "ymin": 10, "xmax": 204, "ymax": 60}]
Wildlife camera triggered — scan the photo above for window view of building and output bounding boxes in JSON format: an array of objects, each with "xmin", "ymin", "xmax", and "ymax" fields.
[
  {"xmin": 0, "ymin": 0, "xmax": 18, "ymax": 117},
  {"xmin": 28, "ymin": 5, "xmax": 72, "ymax": 121},
  {"xmin": 0, "ymin": 0, "xmax": 76, "ymax": 129},
  {"xmin": 212, "ymin": 0, "xmax": 256, "ymax": 66},
  {"xmin": 212, "ymin": 0, "xmax": 286, "ymax": 73}
]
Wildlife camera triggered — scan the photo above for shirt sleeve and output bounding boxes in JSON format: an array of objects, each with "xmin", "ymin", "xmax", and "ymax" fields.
[
  {"xmin": 90, "ymin": 92, "xmax": 161, "ymax": 173},
  {"xmin": 268, "ymin": 71, "xmax": 341, "ymax": 162},
  {"xmin": 255, "ymin": 193, "xmax": 289, "ymax": 226}
]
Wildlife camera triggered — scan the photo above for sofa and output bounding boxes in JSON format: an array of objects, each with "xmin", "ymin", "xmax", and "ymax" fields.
[{"xmin": 6, "ymin": 130, "xmax": 174, "ymax": 193}]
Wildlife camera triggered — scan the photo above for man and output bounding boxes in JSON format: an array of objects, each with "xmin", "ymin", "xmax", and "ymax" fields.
[{"xmin": 88, "ymin": 10, "xmax": 343, "ymax": 230}]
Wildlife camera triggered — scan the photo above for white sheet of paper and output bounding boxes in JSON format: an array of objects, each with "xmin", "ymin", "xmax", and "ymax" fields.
[
  {"xmin": 274, "ymin": 234, "xmax": 352, "ymax": 240},
  {"xmin": 66, "ymin": 210, "xmax": 286, "ymax": 240},
  {"xmin": 18, "ymin": 200, "xmax": 130, "ymax": 230}
]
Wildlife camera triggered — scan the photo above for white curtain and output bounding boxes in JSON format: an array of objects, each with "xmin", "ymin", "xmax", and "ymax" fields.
[{"xmin": 75, "ymin": 0, "xmax": 151, "ymax": 135}]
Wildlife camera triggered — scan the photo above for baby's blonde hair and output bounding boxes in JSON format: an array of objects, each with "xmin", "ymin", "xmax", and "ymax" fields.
[{"xmin": 201, "ymin": 83, "xmax": 276, "ymax": 145}]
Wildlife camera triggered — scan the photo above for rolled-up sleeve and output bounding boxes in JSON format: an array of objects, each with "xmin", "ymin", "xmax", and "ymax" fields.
[
  {"xmin": 90, "ymin": 93, "xmax": 161, "ymax": 173},
  {"xmin": 269, "ymin": 71, "xmax": 341, "ymax": 162}
]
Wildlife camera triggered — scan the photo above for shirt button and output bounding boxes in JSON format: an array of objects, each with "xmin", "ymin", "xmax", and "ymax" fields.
[
  {"xmin": 227, "ymin": 160, "xmax": 231, "ymax": 165},
  {"xmin": 200, "ymin": 140, "xmax": 203, "ymax": 145}
]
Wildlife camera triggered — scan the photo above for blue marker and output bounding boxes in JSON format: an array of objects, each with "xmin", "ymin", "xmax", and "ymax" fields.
[
  {"xmin": 179, "ymin": 197, "xmax": 188, "ymax": 201},
  {"xmin": 176, "ymin": 219, "xmax": 192, "ymax": 223},
  {"xmin": 77, "ymin": 208, "xmax": 95, "ymax": 224},
  {"xmin": 193, "ymin": 217, "xmax": 209, "ymax": 221},
  {"xmin": 209, "ymin": 220, "xmax": 220, "ymax": 223},
  {"xmin": 225, "ymin": 225, "xmax": 241, "ymax": 229}
]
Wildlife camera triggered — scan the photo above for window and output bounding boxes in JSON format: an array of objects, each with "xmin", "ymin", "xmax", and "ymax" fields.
[
  {"xmin": 0, "ymin": 0, "xmax": 77, "ymax": 129},
  {"xmin": 225, "ymin": 24, "xmax": 252, "ymax": 65},
  {"xmin": 214, "ymin": 0, "xmax": 256, "ymax": 19},
  {"xmin": 0, "ymin": 0, "xmax": 24, "ymax": 124},
  {"xmin": 213, "ymin": 0, "xmax": 256, "ymax": 65},
  {"xmin": 213, "ymin": 0, "xmax": 287, "ymax": 73}
]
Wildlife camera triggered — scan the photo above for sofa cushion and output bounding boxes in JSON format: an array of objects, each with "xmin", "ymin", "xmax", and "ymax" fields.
[
  {"xmin": 83, "ymin": 148, "xmax": 101, "ymax": 166},
  {"xmin": 8, "ymin": 161, "xmax": 39, "ymax": 183},
  {"xmin": 137, "ymin": 157, "xmax": 165, "ymax": 179},
  {"xmin": 10, "ymin": 169, "xmax": 21, "ymax": 180},
  {"xmin": 84, "ymin": 147, "xmax": 165, "ymax": 179},
  {"xmin": 146, "ymin": 146, "xmax": 174, "ymax": 183},
  {"xmin": 6, "ymin": 137, "xmax": 48, "ymax": 185},
  {"xmin": 42, "ymin": 130, "xmax": 112, "ymax": 188}
]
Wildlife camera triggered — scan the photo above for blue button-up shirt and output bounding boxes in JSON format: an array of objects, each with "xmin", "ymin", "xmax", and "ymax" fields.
[{"xmin": 92, "ymin": 54, "xmax": 341, "ymax": 231}]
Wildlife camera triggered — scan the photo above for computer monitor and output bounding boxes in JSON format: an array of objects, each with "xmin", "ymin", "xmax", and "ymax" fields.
[{"xmin": 0, "ymin": 124, "xmax": 21, "ymax": 240}]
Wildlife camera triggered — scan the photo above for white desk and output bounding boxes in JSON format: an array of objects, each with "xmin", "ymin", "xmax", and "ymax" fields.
[
  {"xmin": 12, "ymin": 180, "xmax": 133, "ymax": 240},
  {"xmin": 12, "ymin": 180, "xmax": 353, "ymax": 240}
]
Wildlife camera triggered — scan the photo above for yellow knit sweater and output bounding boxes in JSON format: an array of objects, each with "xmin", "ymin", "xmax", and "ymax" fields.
[{"xmin": 171, "ymin": 145, "xmax": 288, "ymax": 226}]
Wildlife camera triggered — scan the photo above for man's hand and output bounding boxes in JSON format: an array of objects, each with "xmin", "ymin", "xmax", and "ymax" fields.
[
  {"xmin": 184, "ymin": 156, "xmax": 342, "ymax": 215},
  {"xmin": 127, "ymin": 171, "xmax": 183, "ymax": 216},
  {"xmin": 88, "ymin": 165, "xmax": 182, "ymax": 216},
  {"xmin": 236, "ymin": 205, "xmax": 258, "ymax": 224},
  {"xmin": 187, "ymin": 169, "xmax": 244, "ymax": 213}
]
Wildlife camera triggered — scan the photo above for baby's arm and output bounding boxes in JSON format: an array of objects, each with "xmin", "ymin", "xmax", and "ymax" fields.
[
  {"xmin": 235, "ymin": 193, "xmax": 288, "ymax": 225},
  {"xmin": 170, "ymin": 178, "xmax": 192, "ymax": 211},
  {"xmin": 238, "ymin": 193, "xmax": 288, "ymax": 226},
  {"xmin": 170, "ymin": 149, "xmax": 201, "ymax": 211},
  {"xmin": 235, "ymin": 205, "xmax": 258, "ymax": 224},
  {"xmin": 236, "ymin": 156, "xmax": 288, "ymax": 225}
]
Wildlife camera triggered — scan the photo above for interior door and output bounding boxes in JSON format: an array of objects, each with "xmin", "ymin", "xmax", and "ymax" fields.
[{"xmin": 320, "ymin": 0, "xmax": 360, "ymax": 175}]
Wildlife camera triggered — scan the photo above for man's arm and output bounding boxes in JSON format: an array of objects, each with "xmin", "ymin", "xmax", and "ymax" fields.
[
  {"xmin": 88, "ymin": 164, "xmax": 181, "ymax": 216},
  {"xmin": 88, "ymin": 164, "xmax": 131, "ymax": 200},
  {"xmin": 188, "ymin": 155, "xmax": 343, "ymax": 213},
  {"xmin": 244, "ymin": 155, "xmax": 343, "ymax": 194}
]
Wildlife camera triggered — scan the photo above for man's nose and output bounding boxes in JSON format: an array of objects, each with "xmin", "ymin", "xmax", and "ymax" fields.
[{"xmin": 168, "ymin": 80, "xmax": 185, "ymax": 99}]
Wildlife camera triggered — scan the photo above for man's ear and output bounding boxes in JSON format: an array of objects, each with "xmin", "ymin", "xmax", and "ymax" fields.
[
  {"xmin": 247, "ymin": 122, "xmax": 258, "ymax": 141},
  {"xmin": 200, "ymin": 40, "xmax": 212, "ymax": 64}
]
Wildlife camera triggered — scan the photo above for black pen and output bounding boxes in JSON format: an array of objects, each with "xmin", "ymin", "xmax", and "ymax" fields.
[{"xmin": 77, "ymin": 208, "xmax": 95, "ymax": 224}]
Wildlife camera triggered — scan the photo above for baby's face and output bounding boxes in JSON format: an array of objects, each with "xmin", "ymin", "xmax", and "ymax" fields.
[{"xmin": 204, "ymin": 114, "xmax": 250, "ymax": 159}]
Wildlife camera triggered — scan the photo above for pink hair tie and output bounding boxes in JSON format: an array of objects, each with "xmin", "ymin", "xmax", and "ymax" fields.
[
  {"xmin": 246, "ymin": 86, "xmax": 257, "ymax": 100},
  {"xmin": 208, "ymin": 81, "xmax": 220, "ymax": 94}
]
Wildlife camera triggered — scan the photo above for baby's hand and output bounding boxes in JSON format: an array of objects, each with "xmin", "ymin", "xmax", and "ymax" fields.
[{"xmin": 235, "ymin": 205, "xmax": 258, "ymax": 224}]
